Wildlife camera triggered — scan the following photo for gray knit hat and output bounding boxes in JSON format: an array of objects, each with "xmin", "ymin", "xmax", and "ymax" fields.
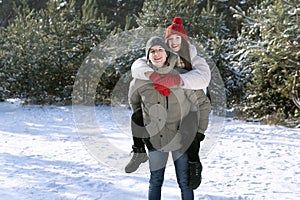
[{"xmin": 145, "ymin": 36, "xmax": 170, "ymax": 60}]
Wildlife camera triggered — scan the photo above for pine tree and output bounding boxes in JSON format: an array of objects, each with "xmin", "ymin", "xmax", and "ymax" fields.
[
  {"xmin": 82, "ymin": 0, "xmax": 98, "ymax": 22},
  {"xmin": 231, "ymin": 0, "xmax": 300, "ymax": 123},
  {"xmin": 135, "ymin": 0, "xmax": 227, "ymax": 40},
  {"xmin": 0, "ymin": 0, "xmax": 115, "ymax": 104}
]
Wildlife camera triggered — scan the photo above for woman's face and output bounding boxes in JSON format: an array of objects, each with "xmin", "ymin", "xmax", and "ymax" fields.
[
  {"xmin": 166, "ymin": 34, "xmax": 182, "ymax": 52},
  {"xmin": 148, "ymin": 45, "xmax": 168, "ymax": 67}
]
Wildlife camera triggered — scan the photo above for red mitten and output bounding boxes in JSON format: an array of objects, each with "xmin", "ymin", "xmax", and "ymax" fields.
[
  {"xmin": 154, "ymin": 84, "xmax": 171, "ymax": 96},
  {"xmin": 156, "ymin": 74, "xmax": 181, "ymax": 87},
  {"xmin": 149, "ymin": 71, "xmax": 161, "ymax": 83}
]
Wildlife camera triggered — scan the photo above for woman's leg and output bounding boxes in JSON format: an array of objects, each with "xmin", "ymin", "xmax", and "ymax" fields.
[
  {"xmin": 148, "ymin": 150, "xmax": 169, "ymax": 200},
  {"xmin": 185, "ymin": 95, "xmax": 210, "ymax": 189},
  {"xmin": 188, "ymin": 92, "xmax": 211, "ymax": 162},
  {"xmin": 197, "ymin": 98, "xmax": 211, "ymax": 135},
  {"xmin": 125, "ymin": 108, "xmax": 148, "ymax": 173},
  {"xmin": 179, "ymin": 110, "xmax": 202, "ymax": 190},
  {"xmin": 172, "ymin": 151, "xmax": 194, "ymax": 200}
]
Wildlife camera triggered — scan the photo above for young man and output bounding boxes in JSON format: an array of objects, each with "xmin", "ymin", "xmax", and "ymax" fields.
[{"xmin": 128, "ymin": 36, "xmax": 197, "ymax": 199}]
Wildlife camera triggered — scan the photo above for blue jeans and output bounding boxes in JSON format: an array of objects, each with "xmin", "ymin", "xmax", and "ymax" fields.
[{"xmin": 148, "ymin": 150, "xmax": 194, "ymax": 200}]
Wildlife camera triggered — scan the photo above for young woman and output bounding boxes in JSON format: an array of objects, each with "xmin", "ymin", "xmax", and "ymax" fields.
[
  {"xmin": 126, "ymin": 17, "xmax": 211, "ymax": 190},
  {"xmin": 128, "ymin": 36, "xmax": 197, "ymax": 199}
]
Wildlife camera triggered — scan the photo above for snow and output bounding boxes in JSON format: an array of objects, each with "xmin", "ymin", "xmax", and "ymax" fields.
[{"xmin": 0, "ymin": 100, "xmax": 299, "ymax": 200}]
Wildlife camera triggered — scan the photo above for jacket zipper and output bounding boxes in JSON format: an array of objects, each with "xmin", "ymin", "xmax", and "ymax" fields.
[{"xmin": 166, "ymin": 96, "xmax": 169, "ymax": 110}]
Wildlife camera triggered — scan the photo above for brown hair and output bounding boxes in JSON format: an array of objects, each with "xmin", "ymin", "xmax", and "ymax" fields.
[{"xmin": 177, "ymin": 38, "xmax": 192, "ymax": 71}]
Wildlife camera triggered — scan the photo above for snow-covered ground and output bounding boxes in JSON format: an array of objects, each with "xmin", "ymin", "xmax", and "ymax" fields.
[{"xmin": 0, "ymin": 100, "xmax": 299, "ymax": 200}]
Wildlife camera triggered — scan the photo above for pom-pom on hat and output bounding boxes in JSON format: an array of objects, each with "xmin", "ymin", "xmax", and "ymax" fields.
[
  {"xmin": 145, "ymin": 36, "xmax": 170, "ymax": 60},
  {"xmin": 165, "ymin": 17, "xmax": 188, "ymax": 42}
]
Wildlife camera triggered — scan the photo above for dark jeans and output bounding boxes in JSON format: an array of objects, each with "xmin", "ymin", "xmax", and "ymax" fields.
[{"xmin": 148, "ymin": 150, "xmax": 194, "ymax": 200}]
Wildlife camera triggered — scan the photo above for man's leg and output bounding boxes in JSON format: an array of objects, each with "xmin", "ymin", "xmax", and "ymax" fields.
[
  {"xmin": 148, "ymin": 150, "xmax": 168, "ymax": 200},
  {"xmin": 173, "ymin": 151, "xmax": 194, "ymax": 199}
]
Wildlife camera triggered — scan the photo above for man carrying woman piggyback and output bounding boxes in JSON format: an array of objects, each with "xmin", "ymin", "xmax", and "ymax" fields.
[{"xmin": 127, "ymin": 17, "xmax": 211, "ymax": 191}]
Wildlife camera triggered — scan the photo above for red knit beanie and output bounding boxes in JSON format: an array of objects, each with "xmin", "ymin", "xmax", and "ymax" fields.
[{"xmin": 165, "ymin": 17, "xmax": 188, "ymax": 42}]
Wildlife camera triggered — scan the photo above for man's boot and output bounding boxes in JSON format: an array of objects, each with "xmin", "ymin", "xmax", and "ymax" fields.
[
  {"xmin": 188, "ymin": 161, "xmax": 203, "ymax": 189},
  {"xmin": 125, "ymin": 145, "xmax": 148, "ymax": 173}
]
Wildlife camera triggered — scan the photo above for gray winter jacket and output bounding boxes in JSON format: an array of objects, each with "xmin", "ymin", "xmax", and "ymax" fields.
[{"xmin": 128, "ymin": 69, "xmax": 198, "ymax": 152}]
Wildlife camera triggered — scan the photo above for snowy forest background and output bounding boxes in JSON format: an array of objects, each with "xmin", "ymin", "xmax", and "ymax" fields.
[{"xmin": 0, "ymin": 0, "xmax": 299, "ymax": 126}]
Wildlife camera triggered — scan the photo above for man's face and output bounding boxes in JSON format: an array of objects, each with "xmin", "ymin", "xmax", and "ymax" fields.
[{"xmin": 148, "ymin": 45, "xmax": 168, "ymax": 67}]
